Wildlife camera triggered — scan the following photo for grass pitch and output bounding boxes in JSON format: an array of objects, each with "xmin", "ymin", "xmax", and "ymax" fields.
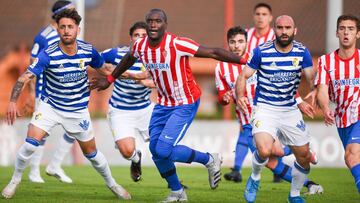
[{"xmin": 0, "ymin": 166, "xmax": 359, "ymax": 202}]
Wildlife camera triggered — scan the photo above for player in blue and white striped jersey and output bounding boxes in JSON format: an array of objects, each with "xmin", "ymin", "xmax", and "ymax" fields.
[
  {"xmin": 26, "ymin": 0, "xmax": 76, "ymax": 184},
  {"xmin": 2, "ymin": 10, "xmax": 130, "ymax": 200},
  {"xmin": 236, "ymin": 15, "xmax": 315, "ymax": 203},
  {"xmin": 101, "ymin": 21, "xmax": 154, "ymax": 182}
]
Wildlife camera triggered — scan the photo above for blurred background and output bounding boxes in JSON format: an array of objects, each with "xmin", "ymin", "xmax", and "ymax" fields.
[{"xmin": 0, "ymin": 0, "xmax": 359, "ymax": 167}]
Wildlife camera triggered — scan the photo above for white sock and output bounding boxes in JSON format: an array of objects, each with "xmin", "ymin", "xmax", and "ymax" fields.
[
  {"xmin": 86, "ymin": 150, "xmax": 116, "ymax": 187},
  {"xmin": 29, "ymin": 145, "xmax": 44, "ymax": 173},
  {"xmin": 251, "ymin": 151, "xmax": 268, "ymax": 181},
  {"xmin": 172, "ymin": 188, "xmax": 184, "ymax": 194},
  {"xmin": 12, "ymin": 142, "xmax": 38, "ymax": 182},
  {"xmin": 128, "ymin": 150, "xmax": 140, "ymax": 163},
  {"xmin": 48, "ymin": 134, "xmax": 74, "ymax": 169},
  {"xmin": 290, "ymin": 161, "xmax": 309, "ymax": 197}
]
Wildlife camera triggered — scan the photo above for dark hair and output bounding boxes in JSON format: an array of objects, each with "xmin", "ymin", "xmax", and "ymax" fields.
[
  {"xmin": 227, "ymin": 26, "xmax": 247, "ymax": 42},
  {"xmin": 254, "ymin": 2, "xmax": 272, "ymax": 13},
  {"xmin": 55, "ymin": 9, "xmax": 82, "ymax": 25},
  {"xmin": 129, "ymin": 21, "xmax": 148, "ymax": 36},
  {"xmin": 146, "ymin": 8, "xmax": 167, "ymax": 23},
  {"xmin": 337, "ymin": 14, "xmax": 360, "ymax": 31},
  {"xmin": 51, "ymin": 0, "xmax": 73, "ymax": 19}
]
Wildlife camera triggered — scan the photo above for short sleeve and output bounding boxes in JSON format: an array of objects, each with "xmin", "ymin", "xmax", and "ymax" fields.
[
  {"xmin": 315, "ymin": 56, "xmax": 329, "ymax": 86},
  {"xmin": 89, "ymin": 47, "xmax": 105, "ymax": 69},
  {"xmin": 302, "ymin": 48, "xmax": 313, "ymax": 69},
  {"xmin": 174, "ymin": 37, "xmax": 200, "ymax": 57},
  {"xmin": 27, "ymin": 50, "xmax": 50, "ymax": 77},
  {"xmin": 247, "ymin": 47, "xmax": 261, "ymax": 70},
  {"xmin": 101, "ymin": 48, "xmax": 118, "ymax": 64},
  {"xmin": 31, "ymin": 35, "xmax": 46, "ymax": 58}
]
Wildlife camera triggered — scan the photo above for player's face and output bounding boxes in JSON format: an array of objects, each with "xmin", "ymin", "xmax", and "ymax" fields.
[
  {"xmin": 228, "ymin": 34, "xmax": 247, "ymax": 56},
  {"xmin": 131, "ymin": 28, "xmax": 147, "ymax": 42},
  {"xmin": 336, "ymin": 20, "xmax": 360, "ymax": 49},
  {"xmin": 274, "ymin": 17, "xmax": 297, "ymax": 47},
  {"xmin": 146, "ymin": 12, "xmax": 167, "ymax": 41},
  {"xmin": 253, "ymin": 7, "xmax": 272, "ymax": 29},
  {"xmin": 57, "ymin": 18, "xmax": 79, "ymax": 45}
]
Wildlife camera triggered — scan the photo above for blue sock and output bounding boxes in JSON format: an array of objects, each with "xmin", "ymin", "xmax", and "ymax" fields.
[
  {"xmin": 283, "ymin": 146, "xmax": 292, "ymax": 156},
  {"xmin": 152, "ymin": 156, "xmax": 182, "ymax": 191},
  {"xmin": 351, "ymin": 164, "xmax": 360, "ymax": 193},
  {"xmin": 272, "ymin": 158, "xmax": 292, "ymax": 182},
  {"xmin": 172, "ymin": 145, "xmax": 209, "ymax": 165},
  {"xmin": 234, "ymin": 131, "xmax": 249, "ymax": 171}
]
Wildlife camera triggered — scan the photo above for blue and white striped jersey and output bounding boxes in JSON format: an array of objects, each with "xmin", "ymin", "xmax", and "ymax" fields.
[
  {"xmin": 28, "ymin": 40, "xmax": 104, "ymax": 112},
  {"xmin": 101, "ymin": 46, "xmax": 151, "ymax": 110},
  {"xmin": 247, "ymin": 40, "xmax": 313, "ymax": 107},
  {"xmin": 30, "ymin": 25, "xmax": 60, "ymax": 98}
]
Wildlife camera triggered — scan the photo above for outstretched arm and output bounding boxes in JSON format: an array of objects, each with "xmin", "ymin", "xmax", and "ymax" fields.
[
  {"xmin": 194, "ymin": 46, "xmax": 246, "ymax": 64},
  {"xmin": 317, "ymin": 84, "xmax": 335, "ymax": 126},
  {"xmin": 7, "ymin": 70, "xmax": 36, "ymax": 125}
]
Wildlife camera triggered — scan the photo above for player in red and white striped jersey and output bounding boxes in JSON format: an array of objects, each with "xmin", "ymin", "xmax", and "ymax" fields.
[
  {"xmin": 246, "ymin": 3, "xmax": 275, "ymax": 53},
  {"xmin": 316, "ymin": 14, "xmax": 360, "ymax": 193},
  {"xmin": 90, "ymin": 8, "xmax": 246, "ymax": 202}
]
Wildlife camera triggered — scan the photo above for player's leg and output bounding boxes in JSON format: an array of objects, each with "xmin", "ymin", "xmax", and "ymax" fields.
[
  {"xmin": 45, "ymin": 133, "xmax": 74, "ymax": 183},
  {"xmin": 28, "ymin": 138, "xmax": 46, "ymax": 183},
  {"xmin": 339, "ymin": 121, "xmax": 360, "ymax": 193},
  {"xmin": 148, "ymin": 105, "xmax": 186, "ymax": 202},
  {"xmin": 155, "ymin": 100, "xmax": 221, "ymax": 190},
  {"xmin": 108, "ymin": 106, "xmax": 141, "ymax": 182},
  {"xmin": 224, "ymin": 125, "xmax": 251, "ymax": 183}
]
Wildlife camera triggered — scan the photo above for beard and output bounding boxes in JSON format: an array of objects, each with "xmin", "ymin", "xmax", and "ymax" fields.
[
  {"xmin": 275, "ymin": 33, "xmax": 295, "ymax": 47},
  {"xmin": 61, "ymin": 36, "xmax": 76, "ymax": 45}
]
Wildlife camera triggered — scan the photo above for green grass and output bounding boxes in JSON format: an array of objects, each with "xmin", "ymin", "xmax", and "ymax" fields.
[{"xmin": 0, "ymin": 166, "xmax": 359, "ymax": 202}]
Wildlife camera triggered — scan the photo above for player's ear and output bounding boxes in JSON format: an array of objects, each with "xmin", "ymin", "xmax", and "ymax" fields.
[
  {"xmin": 77, "ymin": 27, "xmax": 81, "ymax": 36},
  {"xmin": 294, "ymin": 27, "xmax": 297, "ymax": 36},
  {"xmin": 356, "ymin": 30, "xmax": 360, "ymax": 39}
]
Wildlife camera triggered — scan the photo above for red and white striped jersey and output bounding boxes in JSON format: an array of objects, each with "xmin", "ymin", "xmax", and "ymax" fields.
[
  {"xmin": 315, "ymin": 49, "xmax": 360, "ymax": 128},
  {"xmin": 131, "ymin": 32, "xmax": 201, "ymax": 106},
  {"xmin": 246, "ymin": 27, "xmax": 275, "ymax": 52},
  {"xmin": 215, "ymin": 53, "xmax": 256, "ymax": 125}
]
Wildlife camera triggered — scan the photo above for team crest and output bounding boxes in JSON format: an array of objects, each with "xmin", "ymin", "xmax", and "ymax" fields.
[
  {"xmin": 35, "ymin": 113, "xmax": 42, "ymax": 120},
  {"xmin": 292, "ymin": 58, "xmax": 299, "ymax": 68},
  {"xmin": 255, "ymin": 120, "xmax": 261, "ymax": 128},
  {"xmin": 79, "ymin": 59, "xmax": 85, "ymax": 70},
  {"xmin": 79, "ymin": 120, "xmax": 90, "ymax": 131}
]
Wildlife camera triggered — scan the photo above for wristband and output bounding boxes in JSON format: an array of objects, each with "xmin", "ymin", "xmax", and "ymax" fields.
[
  {"xmin": 240, "ymin": 58, "xmax": 247, "ymax": 65},
  {"xmin": 107, "ymin": 75, "xmax": 116, "ymax": 83}
]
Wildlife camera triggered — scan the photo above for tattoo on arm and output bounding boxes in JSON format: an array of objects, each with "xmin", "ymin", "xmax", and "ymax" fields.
[
  {"xmin": 10, "ymin": 81, "xmax": 24, "ymax": 102},
  {"xmin": 10, "ymin": 70, "xmax": 35, "ymax": 102}
]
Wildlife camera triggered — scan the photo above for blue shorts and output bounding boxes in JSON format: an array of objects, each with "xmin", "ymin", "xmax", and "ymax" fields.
[
  {"xmin": 149, "ymin": 99, "xmax": 200, "ymax": 146},
  {"xmin": 337, "ymin": 121, "xmax": 360, "ymax": 149}
]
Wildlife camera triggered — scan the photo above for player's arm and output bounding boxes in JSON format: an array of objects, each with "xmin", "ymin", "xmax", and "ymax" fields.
[
  {"xmin": 235, "ymin": 65, "xmax": 256, "ymax": 113},
  {"xmin": 138, "ymin": 79, "xmax": 156, "ymax": 88},
  {"xmin": 6, "ymin": 70, "xmax": 36, "ymax": 125},
  {"xmin": 194, "ymin": 46, "xmax": 246, "ymax": 64},
  {"xmin": 95, "ymin": 63, "xmax": 115, "ymax": 76},
  {"xmin": 89, "ymin": 52, "xmax": 137, "ymax": 91},
  {"xmin": 296, "ymin": 91, "xmax": 315, "ymax": 118},
  {"xmin": 214, "ymin": 63, "xmax": 231, "ymax": 105},
  {"xmin": 317, "ymin": 84, "xmax": 335, "ymax": 125}
]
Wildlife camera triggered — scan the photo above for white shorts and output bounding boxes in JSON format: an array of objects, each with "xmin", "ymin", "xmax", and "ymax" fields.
[
  {"xmin": 107, "ymin": 103, "xmax": 154, "ymax": 142},
  {"xmin": 251, "ymin": 105, "xmax": 310, "ymax": 146},
  {"xmin": 30, "ymin": 101, "xmax": 93, "ymax": 142}
]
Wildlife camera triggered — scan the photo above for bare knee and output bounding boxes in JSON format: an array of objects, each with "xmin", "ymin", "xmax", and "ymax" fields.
[
  {"xmin": 257, "ymin": 145, "xmax": 272, "ymax": 159},
  {"xmin": 117, "ymin": 138, "xmax": 135, "ymax": 159},
  {"xmin": 345, "ymin": 147, "xmax": 360, "ymax": 168},
  {"xmin": 266, "ymin": 157, "xmax": 278, "ymax": 169}
]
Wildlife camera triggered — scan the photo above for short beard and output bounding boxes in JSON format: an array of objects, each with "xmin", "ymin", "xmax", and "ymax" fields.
[
  {"xmin": 276, "ymin": 34, "xmax": 294, "ymax": 47},
  {"xmin": 61, "ymin": 37, "xmax": 76, "ymax": 45}
]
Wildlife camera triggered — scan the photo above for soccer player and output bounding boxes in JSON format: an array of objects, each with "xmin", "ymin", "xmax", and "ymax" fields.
[
  {"xmin": 315, "ymin": 14, "xmax": 360, "ymax": 193},
  {"xmin": 89, "ymin": 8, "xmax": 247, "ymax": 202},
  {"xmin": 26, "ymin": 0, "xmax": 76, "ymax": 184},
  {"xmin": 1, "ymin": 9, "xmax": 130, "ymax": 200},
  {"xmin": 236, "ymin": 15, "xmax": 315, "ymax": 203},
  {"xmin": 101, "ymin": 21, "xmax": 154, "ymax": 182},
  {"xmin": 218, "ymin": 26, "xmax": 323, "ymax": 195}
]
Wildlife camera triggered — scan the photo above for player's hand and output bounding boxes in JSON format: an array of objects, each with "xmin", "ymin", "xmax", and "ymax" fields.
[
  {"xmin": 6, "ymin": 102, "xmax": 22, "ymax": 125},
  {"xmin": 222, "ymin": 90, "xmax": 232, "ymax": 103},
  {"xmin": 120, "ymin": 71, "xmax": 130, "ymax": 79},
  {"xmin": 89, "ymin": 77, "xmax": 111, "ymax": 91},
  {"xmin": 297, "ymin": 100, "xmax": 315, "ymax": 119},
  {"xmin": 323, "ymin": 109, "xmax": 335, "ymax": 126},
  {"xmin": 304, "ymin": 89, "xmax": 317, "ymax": 107},
  {"xmin": 23, "ymin": 99, "xmax": 35, "ymax": 116},
  {"xmin": 236, "ymin": 96, "xmax": 249, "ymax": 114}
]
